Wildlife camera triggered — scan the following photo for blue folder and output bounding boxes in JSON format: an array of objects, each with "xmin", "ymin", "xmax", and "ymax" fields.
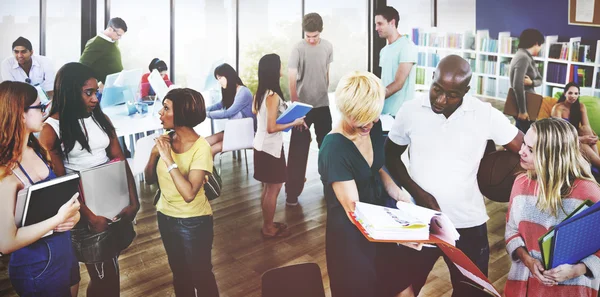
[
  {"xmin": 550, "ymin": 201, "xmax": 600, "ymax": 268},
  {"xmin": 276, "ymin": 102, "xmax": 313, "ymax": 132}
]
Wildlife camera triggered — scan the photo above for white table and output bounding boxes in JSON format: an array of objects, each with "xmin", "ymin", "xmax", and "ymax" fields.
[{"xmin": 103, "ymin": 104, "xmax": 163, "ymax": 156}]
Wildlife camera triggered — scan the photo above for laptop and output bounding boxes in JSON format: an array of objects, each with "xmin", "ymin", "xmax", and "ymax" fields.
[{"xmin": 78, "ymin": 160, "xmax": 130, "ymax": 220}]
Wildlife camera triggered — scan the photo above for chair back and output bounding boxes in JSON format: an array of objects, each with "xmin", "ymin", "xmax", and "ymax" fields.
[
  {"xmin": 261, "ymin": 263, "xmax": 326, "ymax": 297},
  {"xmin": 222, "ymin": 118, "xmax": 254, "ymax": 152}
]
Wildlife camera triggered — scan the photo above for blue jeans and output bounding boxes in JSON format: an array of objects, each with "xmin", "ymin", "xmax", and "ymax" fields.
[
  {"xmin": 9, "ymin": 231, "xmax": 80, "ymax": 297},
  {"xmin": 157, "ymin": 212, "xmax": 219, "ymax": 297}
]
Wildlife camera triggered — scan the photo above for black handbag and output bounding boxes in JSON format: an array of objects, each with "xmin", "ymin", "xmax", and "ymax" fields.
[{"xmin": 71, "ymin": 219, "xmax": 136, "ymax": 263}]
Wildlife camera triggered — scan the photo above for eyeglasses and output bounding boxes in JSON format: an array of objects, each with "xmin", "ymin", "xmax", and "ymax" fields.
[
  {"xmin": 25, "ymin": 102, "xmax": 49, "ymax": 113},
  {"xmin": 111, "ymin": 26, "xmax": 123, "ymax": 37}
]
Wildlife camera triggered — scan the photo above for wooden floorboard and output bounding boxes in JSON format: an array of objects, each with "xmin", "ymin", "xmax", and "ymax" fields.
[{"xmin": 0, "ymin": 148, "xmax": 510, "ymax": 297}]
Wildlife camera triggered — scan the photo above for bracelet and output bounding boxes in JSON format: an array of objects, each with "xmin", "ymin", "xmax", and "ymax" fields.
[{"xmin": 167, "ymin": 163, "xmax": 178, "ymax": 173}]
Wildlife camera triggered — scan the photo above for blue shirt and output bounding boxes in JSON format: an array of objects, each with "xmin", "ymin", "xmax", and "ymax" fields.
[
  {"xmin": 207, "ymin": 86, "xmax": 256, "ymax": 130},
  {"xmin": 379, "ymin": 35, "xmax": 418, "ymax": 115}
]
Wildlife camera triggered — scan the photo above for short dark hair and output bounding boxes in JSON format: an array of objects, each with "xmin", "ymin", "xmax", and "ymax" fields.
[
  {"xmin": 107, "ymin": 17, "xmax": 128, "ymax": 32},
  {"xmin": 302, "ymin": 13, "xmax": 323, "ymax": 32},
  {"xmin": 12, "ymin": 37, "xmax": 32, "ymax": 51},
  {"xmin": 375, "ymin": 6, "xmax": 400, "ymax": 28},
  {"xmin": 164, "ymin": 88, "xmax": 206, "ymax": 128},
  {"xmin": 148, "ymin": 58, "xmax": 168, "ymax": 72},
  {"xmin": 518, "ymin": 29, "xmax": 544, "ymax": 49}
]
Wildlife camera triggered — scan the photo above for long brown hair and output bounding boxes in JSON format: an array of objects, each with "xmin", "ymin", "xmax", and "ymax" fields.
[{"xmin": 0, "ymin": 81, "xmax": 50, "ymax": 179}]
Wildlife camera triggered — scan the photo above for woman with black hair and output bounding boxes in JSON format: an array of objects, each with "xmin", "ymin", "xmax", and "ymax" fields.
[
  {"xmin": 253, "ymin": 54, "xmax": 306, "ymax": 238},
  {"xmin": 206, "ymin": 63, "xmax": 255, "ymax": 157},
  {"xmin": 140, "ymin": 58, "xmax": 173, "ymax": 98},
  {"xmin": 551, "ymin": 82, "xmax": 599, "ymax": 167},
  {"xmin": 39, "ymin": 62, "xmax": 139, "ymax": 297}
]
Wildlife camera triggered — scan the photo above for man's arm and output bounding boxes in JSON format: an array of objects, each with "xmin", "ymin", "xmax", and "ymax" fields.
[
  {"xmin": 385, "ymin": 62, "xmax": 414, "ymax": 99},
  {"xmin": 288, "ymin": 68, "xmax": 299, "ymax": 102},
  {"xmin": 384, "ymin": 139, "xmax": 441, "ymax": 211},
  {"xmin": 502, "ymin": 130, "xmax": 524, "ymax": 153}
]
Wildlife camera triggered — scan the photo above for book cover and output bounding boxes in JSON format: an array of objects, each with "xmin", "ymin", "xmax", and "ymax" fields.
[
  {"xmin": 20, "ymin": 174, "xmax": 80, "ymax": 227},
  {"xmin": 276, "ymin": 102, "xmax": 313, "ymax": 132}
]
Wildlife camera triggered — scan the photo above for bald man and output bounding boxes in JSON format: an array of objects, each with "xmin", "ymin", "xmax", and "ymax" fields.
[{"xmin": 379, "ymin": 55, "xmax": 524, "ymax": 297}]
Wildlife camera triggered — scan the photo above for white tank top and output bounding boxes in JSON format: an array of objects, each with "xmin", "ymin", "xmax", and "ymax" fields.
[
  {"xmin": 44, "ymin": 116, "xmax": 110, "ymax": 171},
  {"xmin": 253, "ymin": 91, "xmax": 286, "ymax": 158}
]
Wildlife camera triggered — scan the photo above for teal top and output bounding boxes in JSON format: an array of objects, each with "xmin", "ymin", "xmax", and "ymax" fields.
[
  {"xmin": 79, "ymin": 36, "xmax": 123, "ymax": 83},
  {"xmin": 379, "ymin": 35, "xmax": 418, "ymax": 116}
]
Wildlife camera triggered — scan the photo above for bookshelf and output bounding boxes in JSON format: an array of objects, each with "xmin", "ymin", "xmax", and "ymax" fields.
[{"xmin": 412, "ymin": 28, "xmax": 600, "ymax": 100}]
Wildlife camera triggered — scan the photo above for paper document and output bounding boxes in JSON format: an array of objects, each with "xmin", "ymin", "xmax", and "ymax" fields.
[{"xmin": 576, "ymin": 0, "xmax": 595, "ymax": 22}]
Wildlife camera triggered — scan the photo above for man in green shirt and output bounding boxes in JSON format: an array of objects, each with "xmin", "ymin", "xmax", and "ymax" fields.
[{"xmin": 80, "ymin": 17, "xmax": 127, "ymax": 84}]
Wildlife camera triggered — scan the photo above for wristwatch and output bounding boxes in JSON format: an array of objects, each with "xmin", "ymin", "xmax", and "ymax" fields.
[{"xmin": 167, "ymin": 163, "xmax": 178, "ymax": 173}]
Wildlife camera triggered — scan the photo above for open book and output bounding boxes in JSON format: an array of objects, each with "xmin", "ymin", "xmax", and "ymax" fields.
[
  {"xmin": 353, "ymin": 201, "xmax": 460, "ymax": 245},
  {"xmin": 351, "ymin": 201, "xmax": 501, "ymax": 297}
]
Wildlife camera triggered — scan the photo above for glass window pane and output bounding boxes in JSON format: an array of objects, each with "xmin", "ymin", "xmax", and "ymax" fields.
[
  {"xmin": 46, "ymin": 0, "xmax": 81, "ymax": 71},
  {"xmin": 174, "ymin": 0, "xmax": 235, "ymax": 91},
  {"xmin": 387, "ymin": 0, "xmax": 432, "ymax": 35},
  {"xmin": 97, "ymin": 0, "xmax": 105, "ymax": 31},
  {"xmin": 238, "ymin": 0, "xmax": 302, "ymax": 99},
  {"xmin": 174, "ymin": 0, "xmax": 236, "ymax": 136},
  {"xmin": 109, "ymin": 0, "xmax": 170, "ymax": 74},
  {"xmin": 305, "ymin": 0, "xmax": 368, "ymax": 92},
  {"xmin": 0, "ymin": 1, "xmax": 40, "ymax": 59}
]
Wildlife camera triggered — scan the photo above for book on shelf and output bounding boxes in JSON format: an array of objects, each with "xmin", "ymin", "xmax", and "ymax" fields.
[
  {"xmin": 547, "ymin": 63, "xmax": 568, "ymax": 84},
  {"xmin": 350, "ymin": 201, "xmax": 501, "ymax": 297},
  {"xmin": 548, "ymin": 43, "xmax": 569, "ymax": 60}
]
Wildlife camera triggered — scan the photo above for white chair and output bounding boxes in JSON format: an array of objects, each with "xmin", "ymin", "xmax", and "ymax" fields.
[
  {"xmin": 218, "ymin": 118, "xmax": 254, "ymax": 174},
  {"xmin": 131, "ymin": 133, "xmax": 160, "ymax": 176}
]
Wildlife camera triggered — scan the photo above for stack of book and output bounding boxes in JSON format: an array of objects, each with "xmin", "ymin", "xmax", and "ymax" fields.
[
  {"xmin": 499, "ymin": 36, "xmax": 519, "ymax": 54},
  {"xmin": 479, "ymin": 38, "xmax": 498, "ymax": 53},
  {"xmin": 547, "ymin": 63, "xmax": 568, "ymax": 84},
  {"xmin": 571, "ymin": 42, "xmax": 591, "ymax": 63},
  {"xmin": 539, "ymin": 200, "xmax": 600, "ymax": 269},
  {"xmin": 569, "ymin": 65, "xmax": 594, "ymax": 87}
]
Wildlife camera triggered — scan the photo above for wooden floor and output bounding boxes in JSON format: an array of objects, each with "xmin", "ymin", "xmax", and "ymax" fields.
[{"xmin": 0, "ymin": 147, "xmax": 511, "ymax": 297}]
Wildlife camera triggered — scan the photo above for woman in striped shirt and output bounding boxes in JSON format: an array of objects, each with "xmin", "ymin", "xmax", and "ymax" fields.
[{"xmin": 505, "ymin": 118, "xmax": 600, "ymax": 297}]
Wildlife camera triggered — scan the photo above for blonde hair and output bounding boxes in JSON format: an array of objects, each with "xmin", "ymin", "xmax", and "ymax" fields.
[
  {"xmin": 335, "ymin": 71, "xmax": 385, "ymax": 126},
  {"xmin": 528, "ymin": 118, "xmax": 596, "ymax": 216}
]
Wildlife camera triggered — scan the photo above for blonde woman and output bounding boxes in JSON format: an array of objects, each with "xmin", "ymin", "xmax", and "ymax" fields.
[
  {"xmin": 318, "ymin": 71, "xmax": 410, "ymax": 297},
  {"xmin": 505, "ymin": 118, "xmax": 600, "ymax": 297}
]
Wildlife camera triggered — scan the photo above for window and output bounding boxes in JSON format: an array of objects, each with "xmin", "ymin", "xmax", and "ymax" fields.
[
  {"xmin": 238, "ymin": 0, "xmax": 302, "ymax": 100},
  {"xmin": 174, "ymin": 0, "xmax": 236, "ymax": 136},
  {"xmin": 109, "ymin": 0, "xmax": 170, "ymax": 75},
  {"xmin": 305, "ymin": 0, "xmax": 368, "ymax": 92},
  {"xmin": 46, "ymin": 0, "xmax": 81, "ymax": 71},
  {"xmin": 387, "ymin": 0, "xmax": 432, "ymax": 35},
  {"xmin": 0, "ymin": 1, "xmax": 40, "ymax": 60}
]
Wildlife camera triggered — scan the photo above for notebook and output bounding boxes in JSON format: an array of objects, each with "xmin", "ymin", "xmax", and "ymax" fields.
[
  {"xmin": 276, "ymin": 102, "xmax": 313, "ymax": 132},
  {"xmin": 15, "ymin": 174, "xmax": 80, "ymax": 228},
  {"xmin": 538, "ymin": 200, "xmax": 592, "ymax": 269},
  {"xmin": 78, "ymin": 160, "xmax": 130, "ymax": 219},
  {"xmin": 503, "ymin": 88, "xmax": 543, "ymax": 120},
  {"xmin": 549, "ymin": 201, "xmax": 600, "ymax": 269}
]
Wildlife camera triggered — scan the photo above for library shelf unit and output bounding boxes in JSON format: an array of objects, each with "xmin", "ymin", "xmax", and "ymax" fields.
[{"xmin": 412, "ymin": 28, "xmax": 600, "ymax": 101}]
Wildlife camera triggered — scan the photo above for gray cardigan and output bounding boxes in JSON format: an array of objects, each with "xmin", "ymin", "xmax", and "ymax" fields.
[{"xmin": 509, "ymin": 48, "xmax": 542, "ymax": 114}]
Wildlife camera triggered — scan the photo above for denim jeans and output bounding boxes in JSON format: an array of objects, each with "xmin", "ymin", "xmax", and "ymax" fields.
[
  {"xmin": 157, "ymin": 212, "xmax": 219, "ymax": 297},
  {"xmin": 9, "ymin": 231, "xmax": 80, "ymax": 297}
]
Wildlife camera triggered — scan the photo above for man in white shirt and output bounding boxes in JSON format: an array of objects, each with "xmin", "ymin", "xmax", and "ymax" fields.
[
  {"xmin": 1, "ymin": 37, "xmax": 55, "ymax": 98},
  {"xmin": 379, "ymin": 55, "xmax": 524, "ymax": 297}
]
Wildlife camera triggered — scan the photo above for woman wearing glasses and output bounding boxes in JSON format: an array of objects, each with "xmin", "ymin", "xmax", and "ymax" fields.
[
  {"xmin": 551, "ymin": 82, "xmax": 599, "ymax": 168},
  {"xmin": 0, "ymin": 81, "xmax": 81, "ymax": 297},
  {"xmin": 39, "ymin": 62, "xmax": 139, "ymax": 297}
]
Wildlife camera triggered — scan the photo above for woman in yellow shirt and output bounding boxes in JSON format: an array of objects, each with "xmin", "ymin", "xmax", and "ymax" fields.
[{"xmin": 144, "ymin": 88, "xmax": 219, "ymax": 297}]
